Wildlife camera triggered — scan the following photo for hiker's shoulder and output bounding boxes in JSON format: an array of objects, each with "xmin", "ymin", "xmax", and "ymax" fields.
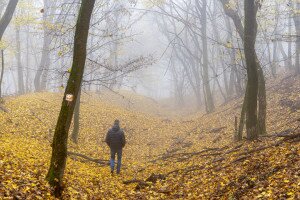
[{"xmin": 108, "ymin": 128, "xmax": 113, "ymax": 133}]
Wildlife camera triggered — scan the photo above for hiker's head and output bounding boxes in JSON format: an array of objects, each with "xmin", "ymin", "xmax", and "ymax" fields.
[{"xmin": 114, "ymin": 119, "xmax": 120, "ymax": 126}]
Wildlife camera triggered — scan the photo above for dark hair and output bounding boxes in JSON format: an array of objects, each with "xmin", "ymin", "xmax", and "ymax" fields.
[{"xmin": 114, "ymin": 119, "xmax": 120, "ymax": 125}]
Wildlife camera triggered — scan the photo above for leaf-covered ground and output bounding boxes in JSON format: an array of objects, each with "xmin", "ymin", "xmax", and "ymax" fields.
[{"xmin": 0, "ymin": 75, "xmax": 299, "ymax": 199}]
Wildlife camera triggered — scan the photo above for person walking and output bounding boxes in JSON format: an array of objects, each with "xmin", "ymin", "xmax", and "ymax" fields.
[{"xmin": 105, "ymin": 119, "xmax": 126, "ymax": 174}]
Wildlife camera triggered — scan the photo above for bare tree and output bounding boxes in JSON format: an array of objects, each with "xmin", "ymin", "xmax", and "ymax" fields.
[
  {"xmin": 293, "ymin": 1, "xmax": 300, "ymax": 74},
  {"xmin": 46, "ymin": 0, "xmax": 95, "ymax": 196},
  {"xmin": 0, "ymin": 0, "xmax": 19, "ymax": 98},
  {"xmin": 195, "ymin": 0, "xmax": 215, "ymax": 113},
  {"xmin": 219, "ymin": 0, "xmax": 266, "ymax": 140},
  {"xmin": 34, "ymin": 0, "xmax": 53, "ymax": 92}
]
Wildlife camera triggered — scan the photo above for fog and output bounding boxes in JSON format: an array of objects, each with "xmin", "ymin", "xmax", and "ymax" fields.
[
  {"xmin": 0, "ymin": 0, "xmax": 297, "ymax": 108},
  {"xmin": 1, "ymin": 0, "xmax": 300, "ymax": 198}
]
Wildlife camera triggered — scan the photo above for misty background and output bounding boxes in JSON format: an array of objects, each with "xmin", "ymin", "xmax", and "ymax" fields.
[{"xmin": 0, "ymin": 0, "xmax": 297, "ymax": 107}]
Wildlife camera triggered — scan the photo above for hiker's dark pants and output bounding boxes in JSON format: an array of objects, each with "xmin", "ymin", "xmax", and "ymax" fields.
[{"xmin": 110, "ymin": 148, "xmax": 122, "ymax": 173}]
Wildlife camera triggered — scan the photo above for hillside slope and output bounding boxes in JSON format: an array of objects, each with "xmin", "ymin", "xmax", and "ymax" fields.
[
  {"xmin": 95, "ymin": 89, "xmax": 180, "ymax": 118},
  {"xmin": 0, "ymin": 75, "xmax": 299, "ymax": 199}
]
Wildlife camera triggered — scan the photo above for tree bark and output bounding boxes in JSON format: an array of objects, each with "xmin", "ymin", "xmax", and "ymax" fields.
[
  {"xmin": 0, "ymin": 50, "xmax": 4, "ymax": 98},
  {"xmin": 0, "ymin": 0, "xmax": 19, "ymax": 98},
  {"xmin": 0, "ymin": 0, "xmax": 19, "ymax": 39},
  {"xmin": 244, "ymin": 0, "xmax": 259, "ymax": 140},
  {"xmin": 257, "ymin": 64, "xmax": 266, "ymax": 135},
  {"xmin": 219, "ymin": 0, "xmax": 266, "ymax": 139},
  {"xmin": 236, "ymin": 85, "xmax": 248, "ymax": 141},
  {"xmin": 71, "ymin": 87, "xmax": 81, "ymax": 144},
  {"xmin": 46, "ymin": 0, "xmax": 95, "ymax": 197}
]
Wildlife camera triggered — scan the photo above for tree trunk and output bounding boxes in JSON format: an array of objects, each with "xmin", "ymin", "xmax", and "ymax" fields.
[
  {"xmin": 26, "ymin": 25, "xmax": 30, "ymax": 93},
  {"xmin": 244, "ymin": 0, "xmax": 259, "ymax": 140},
  {"xmin": 197, "ymin": 0, "xmax": 214, "ymax": 113},
  {"xmin": 0, "ymin": 50, "xmax": 4, "ymax": 98},
  {"xmin": 293, "ymin": 1, "xmax": 300, "ymax": 74},
  {"xmin": 212, "ymin": 7, "xmax": 229, "ymax": 99},
  {"xmin": 272, "ymin": 39, "xmax": 278, "ymax": 77},
  {"xmin": 295, "ymin": 39, "xmax": 300, "ymax": 74},
  {"xmin": 41, "ymin": 59, "xmax": 50, "ymax": 90},
  {"xmin": 46, "ymin": 0, "xmax": 95, "ymax": 197},
  {"xmin": 0, "ymin": 0, "xmax": 19, "ymax": 39},
  {"xmin": 0, "ymin": 0, "xmax": 19, "ymax": 98},
  {"xmin": 71, "ymin": 87, "xmax": 81, "ymax": 144},
  {"xmin": 171, "ymin": 59, "xmax": 185, "ymax": 106},
  {"xmin": 220, "ymin": 0, "xmax": 266, "ymax": 140},
  {"xmin": 257, "ymin": 65, "xmax": 266, "ymax": 135},
  {"xmin": 228, "ymin": 69, "xmax": 235, "ymax": 97},
  {"xmin": 236, "ymin": 85, "xmax": 248, "ymax": 141},
  {"xmin": 16, "ymin": 26, "xmax": 24, "ymax": 95},
  {"xmin": 210, "ymin": 59, "xmax": 227, "ymax": 102},
  {"xmin": 225, "ymin": 16, "xmax": 243, "ymax": 97},
  {"xmin": 33, "ymin": 38, "xmax": 48, "ymax": 91},
  {"xmin": 271, "ymin": 2, "xmax": 279, "ymax": 77},
  {"xmin": 278, "ymin": 42, "xmax": 289, "ymax": 68},
  {"xmin": 233, "ymin": 63, "xmax": 244, "ymax": 96},
  {"xmin": 288, "ymin": 0, "xmax": 293, "ymax": 69},
  {"xmin": 34, "ymin": 0, "xmax": 51, "ymax": 92}
]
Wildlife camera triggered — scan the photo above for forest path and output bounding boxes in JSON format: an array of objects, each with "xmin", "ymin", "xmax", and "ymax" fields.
[{"xmin": 0, "ymin": 75, "xmax": 300, "ymax": 199}]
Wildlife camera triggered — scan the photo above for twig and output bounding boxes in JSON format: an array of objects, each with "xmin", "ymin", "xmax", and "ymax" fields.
[{"xmin": 29, "ymin": 110, "xmax": 43, "ymax": 122}]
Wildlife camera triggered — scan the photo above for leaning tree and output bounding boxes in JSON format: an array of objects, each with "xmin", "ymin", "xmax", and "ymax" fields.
[
  {"xmin": 46, "ymin": 0, "xmax": 96, "ymax": 197},
  {"xmin": 0, "ymin": 0, "xmax": 19, "ymax": 98}
]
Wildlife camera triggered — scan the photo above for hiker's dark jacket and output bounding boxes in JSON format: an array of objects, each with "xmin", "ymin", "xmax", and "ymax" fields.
[{"xmin": 105, "ymin": 125, "xmax": 126, "ymax": 150}]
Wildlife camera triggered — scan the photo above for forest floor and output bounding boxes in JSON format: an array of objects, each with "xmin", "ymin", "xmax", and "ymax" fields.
[{"xmin": 0, "ymin": 74, "xmax": 300, "ymax": 199}]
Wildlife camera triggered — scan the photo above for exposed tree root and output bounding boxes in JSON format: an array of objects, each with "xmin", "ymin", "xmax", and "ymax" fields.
[
  {"xmin": 123, "ymin": 173, "xmax": 166, "ymax": 190},
  {"xmin": 67, "ymin": 151, "xmax": 109, "ymax": 165},
  {"xmin": 209, "ymin": 126, "xmax": 227, "ymax": 133},
  {"xmin": 151, "ymin": 146, "xmax": 228, "ymax": 163},
  {"xmin": 0, "ymin": 104, "xmax": 8, "ymax": 113}
]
